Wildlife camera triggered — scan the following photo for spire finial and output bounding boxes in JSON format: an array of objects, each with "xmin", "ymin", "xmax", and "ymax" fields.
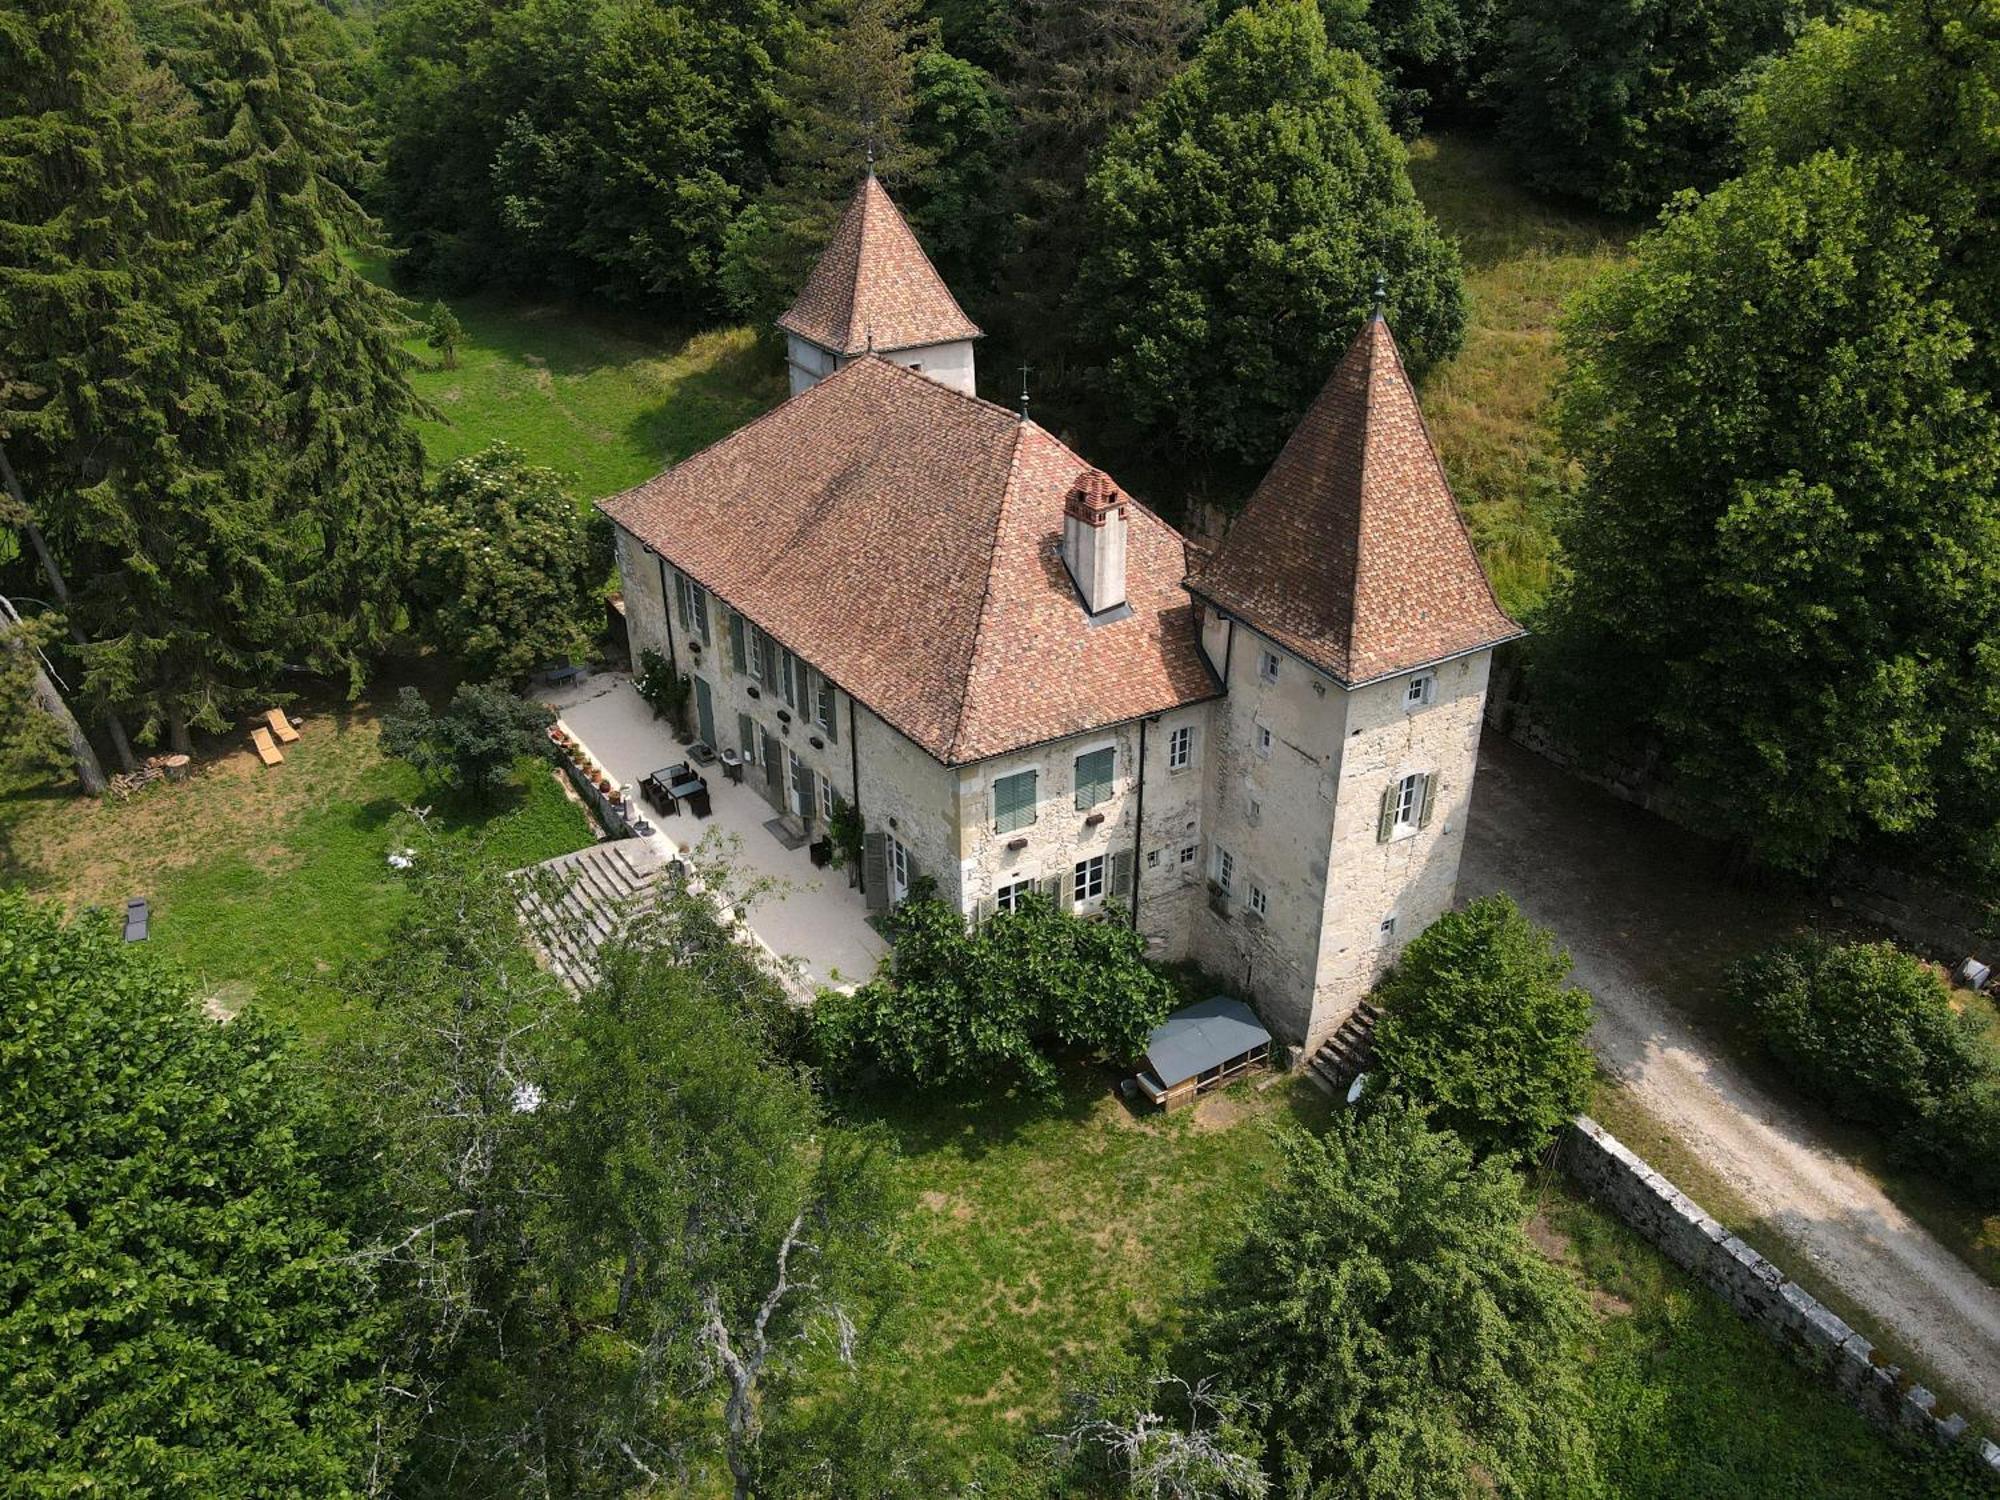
[
  {"xmin": 1372, "ymin": 273, "xmax": 1387, "ymax": 321},
  {"xmin": 866, "ymin": 326, "xmax": 875, "ymax": 354},
  {"xmin": 1018, "ymin": 362, "xmax": 1031, "ymax": 421},
  {"xmin": 863, "ymin": 111, "xmax": 876, "ymax": 175}
]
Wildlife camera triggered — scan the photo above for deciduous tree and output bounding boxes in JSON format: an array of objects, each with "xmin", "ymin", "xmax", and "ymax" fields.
[
  {"xmin": 1078, "ymin": 0, "xmax": 1464, "ymax": 466},
  {"xmin": 380, "ymin": 682, "xmax": 557, "ymax": 801},
  {"xmin": 0, "ymin": 892, "xmax": 378, "ymax": 1493},
  {"xmin": 1197, "ymin": 1102, "xmax": 1596, "ymax": 1497}
]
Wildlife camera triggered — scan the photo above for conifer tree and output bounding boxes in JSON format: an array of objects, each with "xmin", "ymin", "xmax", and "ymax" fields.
[{"xmin": 723, "ymin": 0, "xmax": 937, "ymax": 333}]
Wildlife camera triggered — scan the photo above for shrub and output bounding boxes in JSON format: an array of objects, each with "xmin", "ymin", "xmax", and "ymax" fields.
[
  {"xmin": 380, "ymin": 682, "xmax": 557, "ymax": 802},
  {"xmin": 635, "ymin": 646, "xmax": 691, "ymax": 733},
  {"xmin": 1730, "ymin": 936, "xmax": 2000, "ymax": 1190},
  {"xmin": 1196, "ymin": 1101, "xmax": 1597, "ymax": 1496},
  {"xmin": 814, "ymin": 893, "xmax": 1176, "ymax": 1098},
  {"xmin": 1368, "ymin": 894, "xmax": 1595, "ymax": 1161}
]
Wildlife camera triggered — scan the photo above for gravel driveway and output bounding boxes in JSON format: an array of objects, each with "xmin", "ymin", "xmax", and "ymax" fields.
[{"xmin": 1460, "ymin": 732, "xmax": 2000, "ymax": 1427}]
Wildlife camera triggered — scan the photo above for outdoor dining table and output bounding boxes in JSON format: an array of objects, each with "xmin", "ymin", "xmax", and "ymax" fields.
[{"xmin": 668, "ymin": 775, "xmax": 711, "ymax": 818}]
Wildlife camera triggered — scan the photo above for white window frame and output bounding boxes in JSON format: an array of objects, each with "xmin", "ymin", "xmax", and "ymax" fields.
[
  {"xmin": 747, "ymin": 629, "xmax": 767, "ymax": 681},
  {"xmin": 816, "ymin": 675, "xmax": 837, "ymax": 731},
  {"xmin": 1258, "ymin": 648, "xmax": 1280, "ymax": 684},
  {"xmin": 1213, "ymin": 846, "xmax": 1235, "ymax": 895},
  {"xmin": 1249, "ymin": 884, "xmax": 1269, "ymax": 919},
  {"xmin": 992, "ymin": 768, "xmax": 1038, "ymax": 834},
  {"xmin": 1166, "ymin": 724, "xmax": 1194, "ymax": 772},
  {"xmin": 1255, "ymin": 723, "xmax": 1273, "ymax": 759},
  {"xmin": 1179, "ymin": 844, "xmax": 1198, "ymax": 866},
  {"xmin": 819, "ymin": 775, "xmax": 836, "ymax": 822},
  {"xmin": 1380, "ymin": 914, "xmax": 1399, "ymax": 940},
  {"xmin": 1404, "ymin": 672, "xmax": 1436, "ymax": 710},
  {"xmin": 1392, "ymin": 772, "xmax": 1424, "ymax": 836},
  {"xmin": 1073, "ymin": 853, "xmax": 1108, "ymax": 907},
  {"xmin": 888, "ymin": 834, "xmax": 910, "ymax": 903},
  {"xmin": 995, "ymin": 876, "xmax": 1035, "ymax": 914}
]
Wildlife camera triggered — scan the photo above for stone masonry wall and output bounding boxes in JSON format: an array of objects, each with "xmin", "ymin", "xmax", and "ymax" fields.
[{"xmin": 1562, "ymin": 1116, "xmax": 2000, "ymax": 1479}]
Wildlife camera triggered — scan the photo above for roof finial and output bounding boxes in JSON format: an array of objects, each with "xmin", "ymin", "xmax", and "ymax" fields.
[
  {"xmin": 863, "ymin": 112, "xmax": 876, "ymax": 176},
  {"xmin": 1017, "ymin": 362, "xmax": 1031, "ymax": 421},
  {"xmin": 1372, "ymin": 272, "xmax": 1387, "ymax": 322},
  {"xmin": 866, "ymin": 326, "xmax": 875, "ymax": 354}
]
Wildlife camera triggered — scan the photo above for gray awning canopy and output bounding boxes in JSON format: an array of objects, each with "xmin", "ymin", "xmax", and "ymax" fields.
[{"xmin": 1144, "ymin": 996, "xmax": 1271, "ymax": 1088}]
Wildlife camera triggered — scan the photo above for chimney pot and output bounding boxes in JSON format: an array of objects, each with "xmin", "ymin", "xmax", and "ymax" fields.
[{"xmin": 1061, "ymin": 468, "xmax": 1128, "ymax": 615}]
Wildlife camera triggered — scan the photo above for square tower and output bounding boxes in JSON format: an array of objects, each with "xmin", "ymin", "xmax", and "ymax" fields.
[{"xmin": 1185, "ymin": 312, "xmax": 1523, "ymax": 1052}]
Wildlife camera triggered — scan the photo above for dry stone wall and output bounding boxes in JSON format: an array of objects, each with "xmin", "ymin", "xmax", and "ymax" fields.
[{"xmin": 1562, "ymin": 1116, "xmax": 2000, "ymax": 1479}]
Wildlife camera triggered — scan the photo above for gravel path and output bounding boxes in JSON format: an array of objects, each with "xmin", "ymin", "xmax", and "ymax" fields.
[{"xmin": 1460, "ymin": 733, "xmax": 2000, "ymax": 1427}]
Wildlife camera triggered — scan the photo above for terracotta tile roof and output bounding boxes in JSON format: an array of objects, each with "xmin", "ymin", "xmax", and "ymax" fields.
[
  {"xmin": 600, "ymin": 357, "xmax": 1217, "ymax": 764},
  {"xmin": 776, "ymin": 174, "xmax": 983, "ymax": 357},
  {"xmin": 1187, "ymin": 314, "xmax": 1522, "ymax": 685}
]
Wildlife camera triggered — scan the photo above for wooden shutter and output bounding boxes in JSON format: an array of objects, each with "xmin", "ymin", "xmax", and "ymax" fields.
[
  {"xmin": 1040, "ymin": 873, "xmax": 1067, "ymax": 909},
  {"xmin": 863, "ymin": 831, "xmax": 889, "ymax": 913},
  {"xmin": 761, "ymin": 730, "xmax": 785, "ymax": 808},
  {"xmin": 1110, "ymin": 848, "xmax": 1134, "ymax": 898},
  {"xmin": 1074, "ymin": 747, "xmax": 1114, "ymax": 809},
  {"xmin": 737, "ymin": 712, "xmax": 756, "ymax": 762},
  {"xmin": 1418, "ymin": 772, "xmax": 1438, "ymax": 828},
  {"xmin": 729, "ymin": 613, "xmax": 747, "ymax": 673},
  {"xmin": 797, "ymin": 765, "xmax": 818, "ymax": 826},
  {"xmin": 695, "ymin": 586, "xmax": 711, "ymax": 644},
  {"xmin": 822, "ymin": 679, "xmax": 839, "ymax": 743},
  {"xmin": 1377, "ymin": 783, "xmax": 1396, "ymax": 843},
  {"xmin": 759, "ymin": 630, "xmax": 779, "ymax": 692},
  {"xmin": 993, "ymin": 770, "xmax": 1035, "ymax": 833},
  {"xmin": 975, "ymin": 896, "xmax": 997, "ymax": 926}
]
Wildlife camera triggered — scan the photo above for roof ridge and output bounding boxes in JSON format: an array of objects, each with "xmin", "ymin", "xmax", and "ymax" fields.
[
  {"xmin": 1338, "ymin": 319, "xmax": 1381, "ymax": 671},
  {"xmin": 862, "ymin": 350, "xmax": 1026, "ymax": 425},
  {"xmin": 944, "ymin": 416, "xmax": 1031, "ymax": 762},
  {"xmin": 846, "ymin": 175, "xmax": 877, "ymax": 351}
]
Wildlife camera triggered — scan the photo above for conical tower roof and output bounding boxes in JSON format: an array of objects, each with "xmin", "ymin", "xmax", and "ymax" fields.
[
  {"xmin": 777, "ymin": 174, "xmax": 982, "ymax": 357},
  {"xmin": 1188, "ymin": 314, "xmax": 1521, "ymax": 685}
]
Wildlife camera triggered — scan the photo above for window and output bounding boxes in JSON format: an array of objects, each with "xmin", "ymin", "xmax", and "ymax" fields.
[
  {"xmin": 1146, "ymin": 849, "xmax": 1161, "ymax": 869},
  {"xmin": 1405, "ymin": 673, "xmax": 1436, "ymax": 709},
  {"xmin": 674, "ymin": 572, "xmax": 711, "ymax": 643},
  {"xmin": 1167, "ymin": 724, "xmax": 1194, "ymax": 771},
  {"xmin": 888, "ymin": 834, "xmax": 910, "ymax": 902},
  {"xmin": 1213, "ymin": 846, "xmax": 1235, "ymax": 894},
  {"xmin": 729, "ymin": 612, "xmax": 748, "ymax": 673},
  {"xmin": 1258, "ymin": 649, "xmax": 1280, "ymax": 684},
  {"xmin": 993, "ymin": 769, "xmax": 1038, "ymax": 833},
  {"xmin": 747, "ymin": 628, "xmax": 767, "ymax": 683},
  {"xmin": 995, "ymin": 876, "xmax": 1035, "ymax": 914},
  {"xmin": 1249, "ymin": 884, "xmax": 1269, "ymax": 919},
  {"xmin": 1247, "ymin": 797, "xmax": 1262, "ymax": 827},
  {"xmin": 781, "ymin": 648, "xmax": 799, "ymax": 708},
  {"xmin": 1255, "ymin": 724, "xmax": 1273, "ymax": 759},
  {"xmin": 1378, "ymin": 771, "xmax": 1434, "ymax": 841},
  {"xmin": 819, "ymin": 776, "xmax": 837, "ymax": 822},
  {"xmin": 1380, "ymin": 915, "xmax": 1398, "ymax": 939},
  {"xmin": 1179, "ymin": 844, "xmax": 1198, "ymax": 866},
  {"xmin": 1073, "ymin": 854, "xmax": 1107, "ymax": 904},
  {"xmin": 1074, "ymin": 746, "xmax": 1115, "ymax": 809},
  {"xmin": 737, "ymin": 712, "xmax": 757, "ymax": 765},
  {"xmin": 816, "ymin": 675, "xmax": 837, "ymax": 731}
]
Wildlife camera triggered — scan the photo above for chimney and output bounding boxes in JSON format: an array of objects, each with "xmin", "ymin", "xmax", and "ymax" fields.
[{"xmin": 1062, "ymin": 468, "xmax": 1128, "ymax": 616}]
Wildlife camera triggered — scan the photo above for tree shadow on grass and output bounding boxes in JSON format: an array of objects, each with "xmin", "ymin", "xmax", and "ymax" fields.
[{"xmin": 835, "ymin": 1055, "xmax": 1113, "ymax": 1164}]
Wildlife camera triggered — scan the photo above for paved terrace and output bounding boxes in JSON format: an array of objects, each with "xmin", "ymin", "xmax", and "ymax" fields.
[{"xmin": 541, "ymin": 673, "xmax": 887, "ymax": 991}]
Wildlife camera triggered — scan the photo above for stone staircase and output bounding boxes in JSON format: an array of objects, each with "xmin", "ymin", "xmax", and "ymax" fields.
[
  {"xmin": 512, "ymin": 839, "xmax": 669, "ymax": 989},
  {"xmin": 1302, "ymin": 999, "xmax": 1383, "ymax": 1098}
]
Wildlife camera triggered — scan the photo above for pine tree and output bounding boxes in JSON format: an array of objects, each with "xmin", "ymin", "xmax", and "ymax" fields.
[
  {"xmin": 0, "ymin": 0, "xmax": 205, "ymax": 764},
  {"xmin": 998, "ymin": 0, "xmax": 1202, "ymax": 371},
  {"xmin": 723, "ymin": 0, "xmax": 937, "ymax": 332},
  {"xmin": 168, "ymin": 0, "xmax": 426, "ymax": 701}
]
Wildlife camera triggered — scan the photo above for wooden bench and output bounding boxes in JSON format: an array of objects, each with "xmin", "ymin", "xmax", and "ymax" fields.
[
  {"xmin": 251, "ymin": 726, "xmax": 283, "ymax": 766},
  {"xmin": 263, "ymin": 708, "xmax": 299, "ymax": 744}
]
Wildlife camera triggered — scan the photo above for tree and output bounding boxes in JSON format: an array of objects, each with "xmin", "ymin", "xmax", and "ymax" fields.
[
  {"xmin": 903, "ymin": 47, "xmax": 1013, "ymax": 296},
  {"xmin": 1537, "ymin": 150, "xmax": 2000, "ymax": 872},
  {"xmin": 1368, "ymin": 894, "xmax": 1594, "ymax": 1161},
  {"xmin": 722, "ymin": 0, "xmax": 936, "ymax": 334},
  {"xmin": 1494, "ymin": 0, "xmax": 1815, "ymax": 213},
  {"xmin": 1078, "ymin": 0, "xmax": 1464, "ymax": 467},
  {"xmin": 424, "ymin": 299, "xmax": 463, "ymax": 369},
  {"xmin": 1738, "ymin": 0, "xmax": 2000, "ymax": 391},
  {"xmin": 1197, "ymin": 1102, "xmax": 1596, "ymax": 1497},
  {"xmin": 0, "ymin": 599, "xmax": 101, "ymax": 793},
  {"xmin": 1053, "ymin": 1364, "xmax": 1270, "ymax": 1499},
  {"xmin": 999, "ymin": 0, "xmax": 1201, "ymax": 369},
  {"xmin": 0, "ymin": 892, "xmax": 377, "ymax": 1493},
  {"xmin": 408, "ymin": 444, "xmax": 597, "ymax": 680},
  {"xmin": 380, "ymin": 682, "xmax": 556, "ymax": 800},
  {"xmin": 814, "ymin": 892, "xmax": 1176, "ymax": 1098}
]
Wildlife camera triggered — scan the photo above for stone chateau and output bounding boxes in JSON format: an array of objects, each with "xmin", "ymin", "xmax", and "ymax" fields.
[{"xmin": 601, "ymin": 173, "xmax": 1520, "ymax": 1053}]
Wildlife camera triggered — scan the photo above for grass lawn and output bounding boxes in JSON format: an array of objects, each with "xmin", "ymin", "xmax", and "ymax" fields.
[
  {"xmin": 824, "ymin": 1064, "xmax": 1966, "ymax": 1493},
  {"xmin": 0, "ymin": 675, "xmax": 595, "ymax": 1039},
  {"xmin": 1409, "ymin": 132, "xmax": 1634, "ymax": 619},
  {"xmin": 362, "ymin": 255, "xmax": 785, "ymax": 502}
]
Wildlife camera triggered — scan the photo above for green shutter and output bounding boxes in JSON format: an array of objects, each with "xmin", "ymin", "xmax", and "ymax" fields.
[
  {"xmin": 1418, "ymin": 772, "xmax": 1438, "ymax": 828},
  {"xmin": 993, "ymin": 770, "xmax": 1036, "ymax": 833},
  {"xmin": 863, "ymin": 831, "xmax": 889, "ymax": 912},
  {"xmin": 729, "ymin": 613, "xmax": 747, "ymax": 673},
  {"xmin": 1041, "ymin": 873, "xmax": 1068, "ymax": 909},
  {"xmin": 821, "ymin": 678, "xmax": 839, "ymax": 742},
  {"xmin": 1377, "ymin": 784, "xmax": 1396, "ymax": 843},
  {"xmin": 1110, "ymin": 848, "xmax": 1134, "ymax": 898},
  {"xmin": 1074, "ymin": 746, "xmax": 1115, "ymax": 809},
  {"xmin": 759, "ymin": 630, "xmax": 778, "ymax": 691},
  {"xmin": 737, "ymin": 712, "xmax": 755, "ymax": 762},
  {"xmin": 694, "ymin": 585, "xmax": 711, "ymax": 644}
]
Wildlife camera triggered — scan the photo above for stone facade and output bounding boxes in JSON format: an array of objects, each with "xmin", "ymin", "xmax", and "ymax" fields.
[
  {"xmin": 1563, "ymin": 1116, "xmax": 2000, "ymax": 1476},
  {"xmin": 1192, "ymin": 601, "xmax": 1491, "ymax": 1051}
]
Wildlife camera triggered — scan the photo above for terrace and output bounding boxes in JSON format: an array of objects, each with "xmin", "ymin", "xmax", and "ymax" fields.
[{"xmin": 543, "ymin": 672, "xmax": 887, "ymax": 991}]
